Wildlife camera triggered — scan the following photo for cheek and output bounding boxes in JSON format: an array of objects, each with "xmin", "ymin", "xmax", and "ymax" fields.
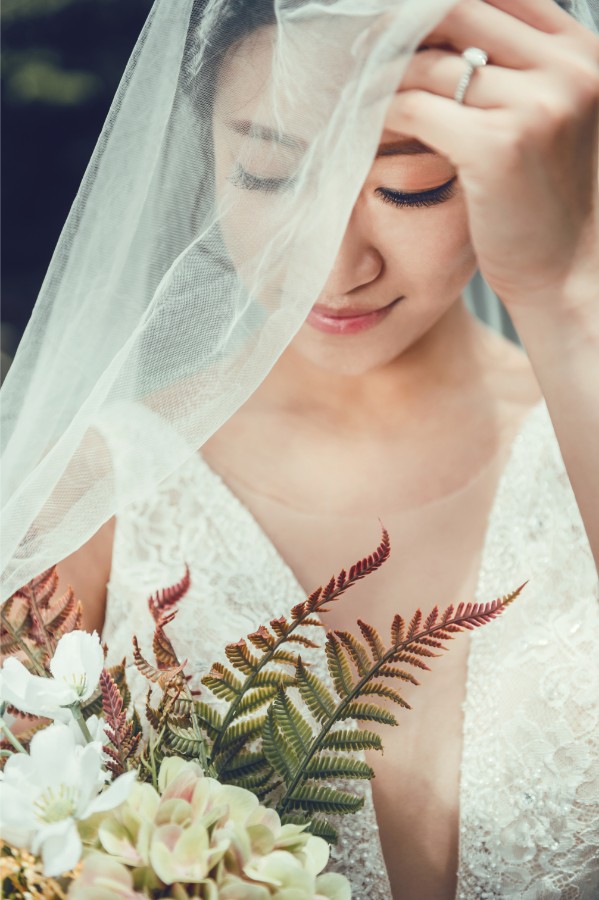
[{"xmin": 381, "ymin": 197, "xmax": 475, "ymax": 291}]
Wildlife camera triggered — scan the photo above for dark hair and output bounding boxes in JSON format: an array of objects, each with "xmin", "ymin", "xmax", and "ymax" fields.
[{"xmin": 183, "ymin": 1, "xmax": 277, "ymax": 107}]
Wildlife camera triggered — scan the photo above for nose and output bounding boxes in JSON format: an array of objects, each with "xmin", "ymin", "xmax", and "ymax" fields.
[{"xmin": 322, "ymin": 201, "xmax": 384, "ymax": 298}]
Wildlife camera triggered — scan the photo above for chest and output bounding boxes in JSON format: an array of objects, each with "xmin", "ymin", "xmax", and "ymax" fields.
[{"xmin": 193, "ymin": 465, "xmax": 502, "ymax": 899}]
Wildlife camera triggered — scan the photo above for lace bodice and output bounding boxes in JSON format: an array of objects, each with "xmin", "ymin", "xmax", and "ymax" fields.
[{"xmin": 101, "ymin": 398, "xmax": 599, "ymax": 898}]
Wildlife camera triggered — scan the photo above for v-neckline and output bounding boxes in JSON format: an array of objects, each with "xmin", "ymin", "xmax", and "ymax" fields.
[{"xmin": 190, "ymin": 396, "xmax": 545, "ymax": 897}]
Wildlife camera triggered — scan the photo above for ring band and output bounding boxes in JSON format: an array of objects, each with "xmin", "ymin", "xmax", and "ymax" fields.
[{"xmin": 454, "ymin": 47, "xmax": 488, "ymax": 105}]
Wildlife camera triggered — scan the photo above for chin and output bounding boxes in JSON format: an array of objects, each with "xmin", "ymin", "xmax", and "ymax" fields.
[{"xmin": 288, "ymin": 324, "xmax": 420, "ymax": 377}]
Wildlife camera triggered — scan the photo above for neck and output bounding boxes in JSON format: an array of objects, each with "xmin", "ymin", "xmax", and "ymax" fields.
[{"xmin": 256, "ymin": 297, "xmax": 494, "ymax": 437}]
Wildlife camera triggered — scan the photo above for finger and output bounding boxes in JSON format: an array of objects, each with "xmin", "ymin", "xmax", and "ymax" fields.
[
  {"xmin": 400, "ymin": 48, "xmax": 530, "ymax": 108},
  {"xmin": 483, "ymin": 0, "xmax": 582, "ymax": 35},
  {"xmin": 423, "ymin": 0, "xmax": 555, "ymax": 68},
  {"xmin": 384, "ymin": 88, "xmax": 492, "ymax": 167}
]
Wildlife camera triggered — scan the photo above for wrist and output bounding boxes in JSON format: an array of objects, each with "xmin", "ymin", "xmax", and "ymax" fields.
[{"xmin": 508, "ymin": 253, "xmax": 599, "ymax": 368}]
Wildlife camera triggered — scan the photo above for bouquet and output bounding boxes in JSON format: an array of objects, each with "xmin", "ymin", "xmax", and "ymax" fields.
[{"xmin": 0, "ymin": 527, "xmax": 524, "ymax": 898}]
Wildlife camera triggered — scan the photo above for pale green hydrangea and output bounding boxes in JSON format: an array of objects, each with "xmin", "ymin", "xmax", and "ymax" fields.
[{"xmin": 69, "ymin": 757, "xmax": 351, "ymax": 899}]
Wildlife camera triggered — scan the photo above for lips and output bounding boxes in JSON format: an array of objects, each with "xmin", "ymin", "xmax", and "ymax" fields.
[
  {"xmin": 311, "ymin": 297, "xmax": 403, "ymax": 319},
  {"xmin": 306, "ymin": 296, "xmax": 404, "ymax": 335}
]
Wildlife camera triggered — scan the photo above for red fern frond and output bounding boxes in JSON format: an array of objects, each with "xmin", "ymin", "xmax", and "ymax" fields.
[
  {"xmin": 406, "ymin": 609, "xmax": 422, "ymax": 641},
  {"xmin": 225, "ymin": 639, "xmax": 261, "ymax": 675},
  {"xmin": 247, "ymin": 625, "xmax": 277, "ymax": 651},
  {"xmin": 147, "ymin": 563, "xmax": 191, "ymax": 623},
  {"xmin": 152, "ymin": 612, "xmax": 180, "ymax": 670},
  {"xmin": 356, "ymin": 620, "xmax": 386, "ymax": 662},
  {"xmin": 424, "ymin": 606, "xmax": 439, "ymax": 630},
  {"xmin": 100, "ymin": 667, "xmax": 141, "ymax": 777},
  {"xmin": 388, "ymin": 652, "xmax": 432, "ymax": 671},
  {"xmin": 269, "ymin": 617, "xmax": 290, "ymax": 639},
  {"xmin": 333, "ymin": 631, "xmax": 371, "ymax": 678},
  {"xmin": 16, "ymin": 566, "xmax": 58, "ymax": 609},
  {"xmin": 51, "ymin": 593, "xmax": 83, "ymax": 640},
  {"xmin": 390, "ymin": 614, "xmax": 406, "ymax": 647},
  {"xmin": 132, "ymin": 635, "xmax": 187, "ymax": 688}
]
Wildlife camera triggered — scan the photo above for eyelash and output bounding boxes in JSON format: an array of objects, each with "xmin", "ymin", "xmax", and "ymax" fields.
[
  {"xmin": 228, "ymin": 163, "xmax": 293, "ymax": 193},
  {"xmin": 375, "ymin": 176, "xmax": 457, "ymax": 209},
  {"xmin": 228, "ymin": 163, "xmax": 457, "ymax": 209}
]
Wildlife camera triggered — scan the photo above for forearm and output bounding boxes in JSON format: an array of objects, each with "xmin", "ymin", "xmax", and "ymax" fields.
[{"xmin": 509, "ymin": 262, "xmax": 599, "ymax": 574}]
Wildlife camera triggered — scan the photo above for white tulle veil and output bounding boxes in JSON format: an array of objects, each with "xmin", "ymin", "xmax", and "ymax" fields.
[{"xmin": 1, "ymin": 0, "xmax": 598, "ymax": 604}]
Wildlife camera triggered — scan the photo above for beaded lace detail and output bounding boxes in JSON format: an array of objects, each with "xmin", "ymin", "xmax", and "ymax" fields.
[{"xmin": 101, "ymin": 398, "xmax": 599, "ymax": 898}]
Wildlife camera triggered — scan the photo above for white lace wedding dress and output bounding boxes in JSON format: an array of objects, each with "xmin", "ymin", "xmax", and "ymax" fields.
[{"xmin": 101, "ymin": 398, "xmax": 599, "ymax": 898}]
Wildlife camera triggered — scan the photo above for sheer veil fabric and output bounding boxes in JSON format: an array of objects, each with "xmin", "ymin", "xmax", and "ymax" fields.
[{"xmin": 1, "ymin": 0, "xmax": 599, "ymax": 602}]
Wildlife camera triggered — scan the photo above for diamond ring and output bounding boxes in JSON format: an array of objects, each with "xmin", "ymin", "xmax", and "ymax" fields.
[{"xmin": 454, "ymin": 47, "xmax": 488, "ymax": 105}]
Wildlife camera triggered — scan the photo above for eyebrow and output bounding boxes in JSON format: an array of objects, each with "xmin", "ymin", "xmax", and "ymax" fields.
[
  {"xmin": 376, "ymin": 139, "xmax": 437, "ymax": 157},
  {"xmin": 226, "ymin": 119, "xmax": 436, "ymax": 156},
  {"xmin": 226, "ymin": 119, "xmax": 307, "ymax": 151}
]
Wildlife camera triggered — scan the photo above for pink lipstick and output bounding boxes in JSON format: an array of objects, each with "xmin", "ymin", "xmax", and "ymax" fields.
[{"xmin": 307, "ymin": 297, "xmax": 403, "ymax": 335}]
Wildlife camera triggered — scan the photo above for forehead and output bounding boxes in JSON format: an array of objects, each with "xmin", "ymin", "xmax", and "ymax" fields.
[{"xmin": 213, "ymin": 24, "xmax": 438, "ymax": 160}]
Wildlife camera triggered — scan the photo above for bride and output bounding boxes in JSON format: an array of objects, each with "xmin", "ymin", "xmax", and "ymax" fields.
[{"xmin": 2, "ymin": 0, "xmax": 599, "ymax": 897}]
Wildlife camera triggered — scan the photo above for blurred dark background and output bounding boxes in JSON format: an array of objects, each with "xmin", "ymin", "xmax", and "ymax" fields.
[{"xmin": 1, "ymin": 0, "xmax": 153, "ymax": 381}]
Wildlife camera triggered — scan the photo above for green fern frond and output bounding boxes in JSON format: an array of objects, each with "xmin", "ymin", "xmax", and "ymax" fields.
[
  {"xmin": 284, "ymin": 783, "xmax": 364, "ymax": 815},
  {"xmin": 270, "ymin": 648, "xmax": 301, "ymax": 666},
  {"xmin": 333, "ymin": 631, "xmax": 371, "ymax": 677},
  {"xmin": 164, "ymin": 724, "xmax": 205, "ymax": 757},
  {"xmin": 295, "ymin": 657, "xmax": 336, "ymax": 724},
  {"xmin": 236, "ymin": 684, "xmax": 281, "ymax": 717},
  {"xmin": 218, "ymin": 715, "xmax": 267, "ymax": 750},
  {"xmin": 320, "ymin": 728, "xmax": 383, "ymax": 753},
  {"xmin": 263, "ymin": 704, "xmax": 300, "ymax": 781},
  {"xmin": 251, "ymin": 671, "xmax": 296, "ymax": 690},
  {"xmin": 324, "ymin": 633, "xmax": 354, "ymax": 698},
  {"xmin": 270, "ymin": 687, "xmax": 313, "ymax": 760},
  {"xmin": 340, "ymin": 701, "xmax": 398, "ymax": 726},
  {"xmin": 360, "ymin": 681, "xmax": 411, "ymax": 708},
  {"xmin": 224, "ymin": 767, "xmax": 276, "ymax": 792},
  {"xmin": 218, "ymin": 750, "xmax": 271, "ymax": 779},
  {"xmin": 202, "ymin": 672, "xmax": 243, "ymax": 702},
  {"xmin": 304, "ymin": 753, "xmax": 373, "ymax": 781}
]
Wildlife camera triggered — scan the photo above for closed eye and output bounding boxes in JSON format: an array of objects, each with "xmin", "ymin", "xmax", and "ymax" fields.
[
  {"xmin": 375, "ymin": 176, "xmax": 458, "ymax": 209},
  {"xmin": 227, "ymin": 162, "xmax": 295, "ymax": 193}
]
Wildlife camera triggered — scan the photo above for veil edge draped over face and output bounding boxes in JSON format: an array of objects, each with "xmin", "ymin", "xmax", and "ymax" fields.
[{"xmin": 1, "ymin": 0, "xmax": 598, "ymax": 604}]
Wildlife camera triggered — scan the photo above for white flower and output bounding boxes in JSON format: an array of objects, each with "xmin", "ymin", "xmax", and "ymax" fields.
[
  {"xmin": 68, "ymin": 713, "xmax": 109, "ymax": 747},
  {"xmin": 0, "ymin": 630, "xmax": 104, "ymax": 720},
  {"xmin": 0, "ymin": 721, "xmax": 136, "ymax": 877}
]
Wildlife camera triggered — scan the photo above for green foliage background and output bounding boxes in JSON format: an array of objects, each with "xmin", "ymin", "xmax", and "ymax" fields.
[{"xmin": 1, "ymin": 0, "xmax": 152, "ymax": 377}]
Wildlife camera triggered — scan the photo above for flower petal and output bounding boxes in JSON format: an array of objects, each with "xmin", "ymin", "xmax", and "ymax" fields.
[
  {"xmin": 33, "ymin": 818, "xmax": 82, "ymax": 877},
  {"xmin": 69, "ymin": 852, "xmax": 144, "ymax": 899},
  {"xmin": 0, "ymin": 657, "xmax": 74, "ymax": 716},
  {"xmin": 28, "ymin": 721, "xmax": 79, "ymax": 788},
  {"xmin": 315, "ymin": 872, "xmax": 352, "ymax": 900},
  {"xmin": 50, "ymin": 630, "xmax": 104, "ymax": 701},
  {"xmin": 0, "ymin": 781, "xmax": 36, "ymax": 848},
  {"xmin": 85, "ymin": 770, "xmax": 138, "ymax": 817}
]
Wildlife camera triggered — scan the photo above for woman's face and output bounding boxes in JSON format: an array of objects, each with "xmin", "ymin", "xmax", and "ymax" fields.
[{"xmin": 212, "ymin": 25, "xmax": 478, "ymax": 377}]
